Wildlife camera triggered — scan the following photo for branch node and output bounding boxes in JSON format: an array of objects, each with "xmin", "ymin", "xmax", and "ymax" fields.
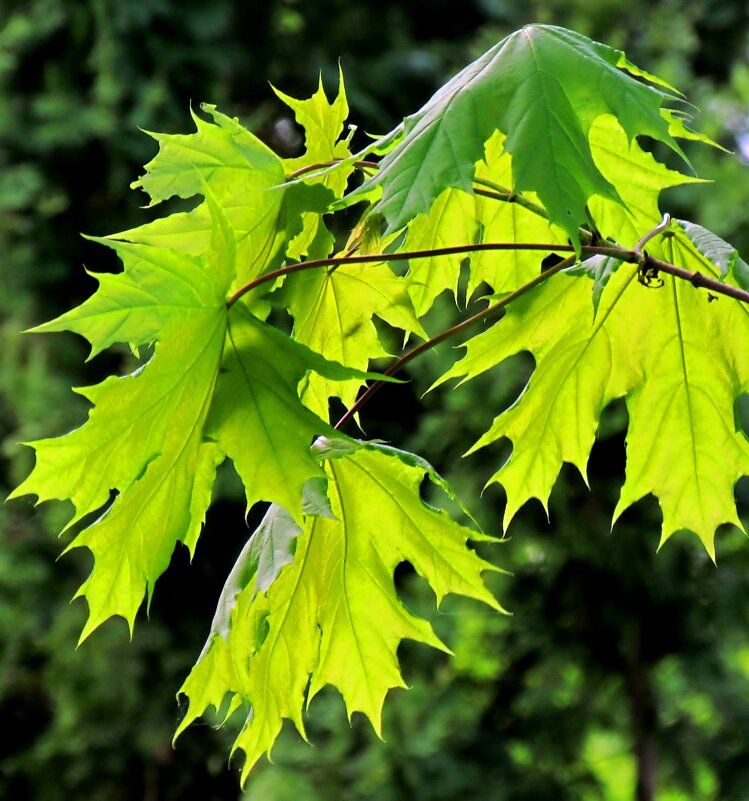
[{"xmin": 638, "ymin": 257, "xmax": 664, "ymax": 289}]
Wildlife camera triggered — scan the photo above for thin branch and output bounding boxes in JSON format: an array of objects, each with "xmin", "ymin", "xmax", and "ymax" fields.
[
  {"xmin": 628, "ymin": 214, "xmax": 749, "ymax": 302},
  {"xmin": 643, "ymin": 255, "xmax": 749, "ymax": 303},
  {"xmin": 333, "ymin": 255, "xmax": 578, "ymax": 431},
  {"xmin": 225, "ymin": 242, "xmax": 632, "ymax": 308},
  {"xmin": 285, "ymin": 159, "xmax": 379, "ymax": 181},
  {"xmin": 473, "ymin": 177, "xmax": 552, "ymax": 223}
]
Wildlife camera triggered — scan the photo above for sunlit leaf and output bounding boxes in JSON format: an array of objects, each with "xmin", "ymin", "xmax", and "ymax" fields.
[{"xmin": 176, "ymin": 440, "xmax": 502, "ymax": 781}]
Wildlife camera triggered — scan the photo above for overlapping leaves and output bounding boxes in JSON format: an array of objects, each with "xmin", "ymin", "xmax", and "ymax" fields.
[
  {"xmin": 10, "ymin": 193, "xmax": 378, "ymax": 637},
  {"xmin": 359, "ymin": 24, "xmax": 695, "ymax": 248},
  {"xmin": 176, "ymin": 439, "xmax": 501, "ymax": 781},
  {"xmin": 10, "ymin": 74, "xmax": 502, "ymax": 774},
  {"xmin": 437, "ymin": 223, "xmax": 749, "ymax": 556},
  {"xmin": 8, "ymin": 22, "xmax": 749, "ymax": 785}
]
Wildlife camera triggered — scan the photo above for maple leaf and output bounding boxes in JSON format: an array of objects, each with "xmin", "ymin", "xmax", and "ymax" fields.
[
  {"xmin": 275, "ymin": 69, "xmax": 354, "ymax": 261},
  {"xmin": 10, "ymin": 196, "xmax": 381, "ymax": 637},
  {"xmin": 358, "ymin": 24, "xmax": 694, "ymax": 248},
  {"xmin": 676, "ymin": 220, "xmax": 749, "ymax": 288},
  {"xmin": 436, "ymin": 224, "xmax": 749, "ymax": 556},
  {"xmin": 205, "ymin": 304, "xmax": 384, "ymax": 517},
  {"xmin": 175, "ymin": 439, "xmax": 503, "ymax": 782},
  {"xmin": 402, "ymin": 188, "xmax": 479, "ymax": 316},
  {"xmin": 284, "ymin": 258, "xmax": 425, "ymax": 418},
  {"xmin": 275, "ymin": 69, "xmax": 352, "ymax": 194},
  {"xmin": 10, "ymin": 192, "xmax": 237, "ymax": 637},
  {"xmin": 585, "ymin": 114, "xmax": 706, "ymax": 247},
  {"xmin": 612, "ymin": 229, "xmax": 749, "ymax": 554},
  {"xmin": 107, "ymin": 104, "xmax": 292, "ymax": 289},
  {"xmin": 470, "ymin": 130, "xmax": 568, "ymax": 296}
]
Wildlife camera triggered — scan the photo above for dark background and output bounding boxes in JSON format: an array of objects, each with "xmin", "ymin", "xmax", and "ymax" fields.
[{"xmin": 2, "ymin": 1, "xmax": 749, "ymax": 799}]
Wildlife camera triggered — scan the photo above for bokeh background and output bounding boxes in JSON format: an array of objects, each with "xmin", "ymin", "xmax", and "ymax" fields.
[{"xmin": 2, "ymin": 1, "xmax": 749, "ymax": 799}]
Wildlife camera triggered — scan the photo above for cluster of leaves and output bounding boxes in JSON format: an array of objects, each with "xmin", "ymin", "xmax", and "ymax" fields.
[{"xmin": 9, "ymin": 24, "xmax": 749, "ymax": 780}]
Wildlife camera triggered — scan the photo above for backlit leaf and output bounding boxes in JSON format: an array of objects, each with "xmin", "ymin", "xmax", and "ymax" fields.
[
  {"xmin": 176, "ymin": 440, "xmax": 502, "ymax": 781},
  {"xmin": 437, "ymin": 228, "xmax": 749, "ymax": 556},
  {"xmin": 11, "ymin": 196, "xmax": 376, "ymax": 636},
  {"xmin": 285, "ymin": 258, "xmax": 425, "ymax": 418},
  {"xmin": 275, "ymin": 69, "xmax": 354, "ymax": 260},
  {"xmin": 110, "ymin": 104, "xmax": 290, "ymax": 288}
]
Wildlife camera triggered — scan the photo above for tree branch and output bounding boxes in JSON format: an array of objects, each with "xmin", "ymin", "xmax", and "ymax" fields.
[
  {"xmin": 285, "ymin": 160, "xmax": 379, "ymax": 181},
  {"xmin": 472, "ymin": 178, "xmax": 552, "ymax": 224},
  {"xmin": 643, "ymin": 255, "xmax": 749, "ymax": 303},
  {"xmin": 330, "ymin": 230, "xmax": 749, "ymax": 429},
  {"xmin": 225, "ymin": 242, "xmax": 632, "ymax": 309},
  {"xmin": 227, "ymin": 236, "xmax": 749, "ymax": 309}
]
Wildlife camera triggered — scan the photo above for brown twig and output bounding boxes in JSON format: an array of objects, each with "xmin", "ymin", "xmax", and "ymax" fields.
[
  {"xmin": 642, "ymin": 255, "xmax": 749, "ymax": 303},
  {"xmin": 225, "ymin": 243, "xmax": 632, "ymax": 309},
  {"xmin": 285, "ymin": 160, "xmax": 379, "ymax": 181}
]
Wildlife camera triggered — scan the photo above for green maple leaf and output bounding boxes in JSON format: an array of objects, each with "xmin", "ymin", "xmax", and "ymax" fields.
[
  {"xmin": 436, "ymin": 226, "xmax": 749, "ymax": 556},
  {"xmin": 612, "ymin": 230, "xmax": 749, "ymax": 554},
  {"xmin": 284, "ymin": 258, "xmax": 425, "ymax": 418},
  {"xmin": 176, "ymin": 439, "xmax": 503, "ymax": 782},
  {"xmin": 108, "ymin": 104, "xmax": 291, "ymax": 289},
  {"xmin": 10, "ymin": 25, "xmax": 749, "ymax": 786},
  {"xmin": 10, "ymin": 192, "xmax": 236, "ymax": 637},
  {"xmin": 359, "ymin": 24, "xmax": 694, "ymax": 248},
  {"xmin": 470, "ymin": 130, "xmax": 567, "ymax": 297},
  {"xmin": 585, "ymin": 114, "xmax": 706, "ymax": 246},
  {"xmin": 402, "ymin": 188, "xmax": 479, "ymax": 316},
  {"xmin": 275, "ymin": 69, "xmax": 352, "ymax": 194},
  {"xmin": 10, "ymin": 195, "xmax": 380, "ymax": 637},
  {"xmin": 205, "ymin": 305, "xmax": 382, "ymax": 516}
]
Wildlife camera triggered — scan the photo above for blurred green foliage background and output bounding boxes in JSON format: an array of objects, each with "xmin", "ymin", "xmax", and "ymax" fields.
[{"xmin": 1, "ymin": 1, "xmax": 749, "ymax": 799}]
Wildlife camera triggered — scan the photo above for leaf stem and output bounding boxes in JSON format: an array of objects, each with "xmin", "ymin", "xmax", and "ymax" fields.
[
  {"xmin": 333, "ymin": 255, "xmax": 578, "ymax": 431},
  {"xmin": 635, "ymin": 213, "xmax": 672, "ymax": 255}
]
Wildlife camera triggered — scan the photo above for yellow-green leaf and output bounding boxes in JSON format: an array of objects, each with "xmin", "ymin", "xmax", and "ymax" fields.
[
  {"xmin": 176, "ymin": 440, "xmax": 502, "ymax": 782},
  {"xmin": 438, "ymin": 229, "xmax": 749, "ymax": 555}
]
